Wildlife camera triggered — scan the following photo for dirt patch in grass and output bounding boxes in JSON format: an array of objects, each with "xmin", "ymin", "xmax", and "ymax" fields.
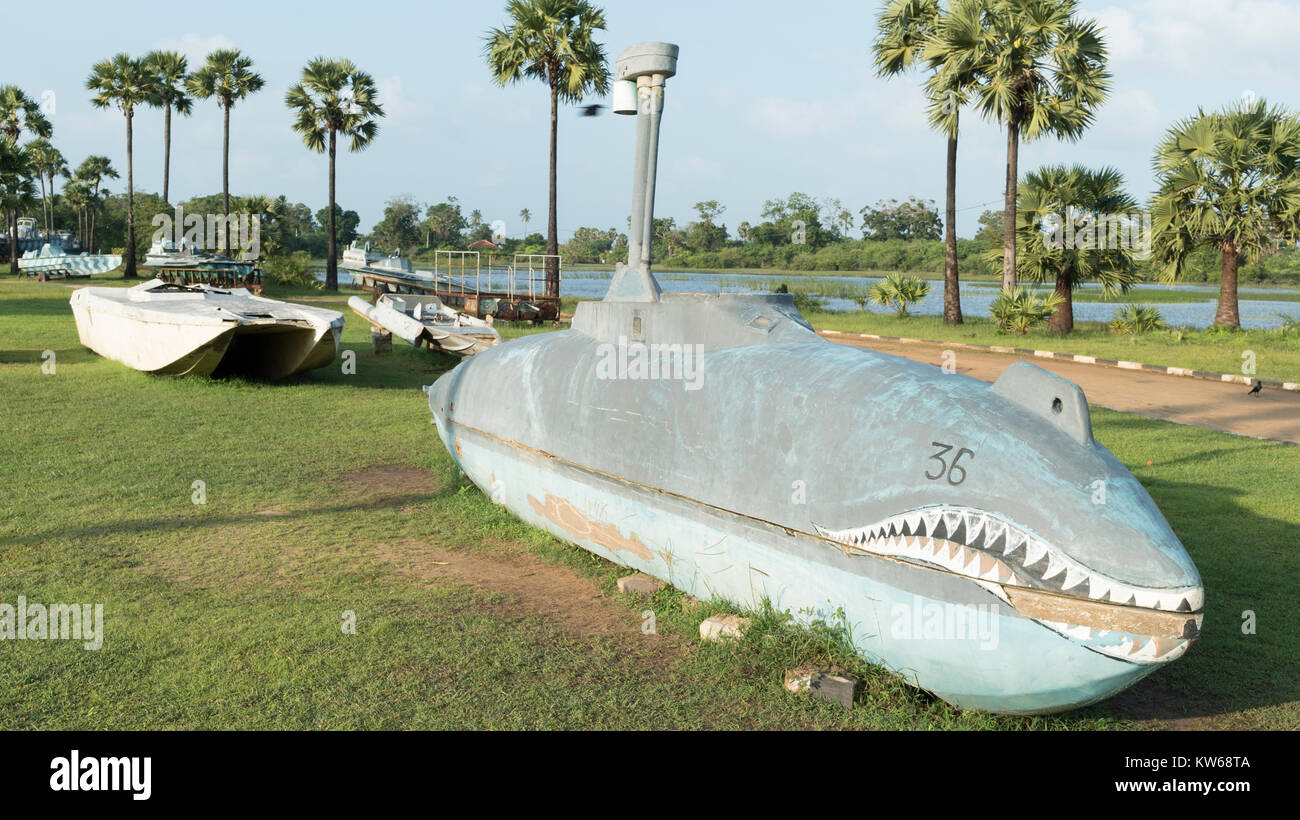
[
  {"xmin": 376, "ymin": 537, "xmax": 659, "ymax": 640},
  {"xmin": 336, "ymin": 463, "xmax": 441, "ymax": 501}
]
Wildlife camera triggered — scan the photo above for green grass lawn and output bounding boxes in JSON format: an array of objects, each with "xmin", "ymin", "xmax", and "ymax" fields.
[{"xmin": 1, "ymin": 277, "xmax": 1296, "ymax": 729}]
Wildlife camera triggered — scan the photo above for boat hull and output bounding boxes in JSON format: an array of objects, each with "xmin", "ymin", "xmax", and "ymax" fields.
[
  {"xmin": 20, "ymin": 253, "xmax": 122, "ymax": 278},
  {"xmin": 70, "ymin": 282, "xmax": 342, "ymax": 379},
  {"xmin": 348, "ymin": 295, "xmax": 499, "ymax": 357},
  {"xmin": 427, "ymin": 291, "xmax": 1202, "ymax": 714},
  {"xmin": 441, "ymin": 416, "xmax": 1159, "ymax": 713}
]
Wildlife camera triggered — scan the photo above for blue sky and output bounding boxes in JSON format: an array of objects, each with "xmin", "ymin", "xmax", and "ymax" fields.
[{"xmin": 10, "ymin": 0, "xmax": 1300, "ymax": 241}]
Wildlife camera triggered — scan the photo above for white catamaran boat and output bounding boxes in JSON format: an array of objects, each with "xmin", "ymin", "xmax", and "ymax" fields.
[
  {"xmin": 348, "ymin": 293, "xmax": 500, "ymax": 357},
  {"xmin": 70, "ymin": 279, "xmax": 344, "ymax": 379},
  {"xmin": 19, "ymin": 244, "xmax": 122, "ymax": 279}
]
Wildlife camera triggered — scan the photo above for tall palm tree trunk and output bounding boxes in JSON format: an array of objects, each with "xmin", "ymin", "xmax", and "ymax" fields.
[
  {"xmin": 545, "ymin": 80, "xmax": 559, "ymax": 298},
  {"xmin": 326, "ymin": 128, "xmax": 338, "ymax": 291},
  {"xmin": 1047, "ymin": 266, "xmax": 1074, "ymax": 334},
  {"xmin": 943, "ymin": 131, "xmax": 962, "ymax": 324},
  {"xmin": 1215, "ymin": 241, "xmax": 1240, "ymax": 328},
  {"xmin": 163, "ymin": 104, "xmax": 172, "ymax": 203},
  {"xmin": 222, "ymin": 103, "xmax": 231, "ymax": 254},
  {"xmin": 47, "ymin": 171, "xmax": 56, "ymax": 235},
  {"xmin": 38, "ymin": 176, "xmax": 48, "ymax": 238},
  {"xmin": 125, "ymin": 111, "xmax": 137, "ymax": 278},
  {"xmin": 8, "ymin": 212, "xmax": 16, "ymax": 275},
  {"xmin": 1002, "ymin": 120, "xmax": 1020, "ymax": 291}
]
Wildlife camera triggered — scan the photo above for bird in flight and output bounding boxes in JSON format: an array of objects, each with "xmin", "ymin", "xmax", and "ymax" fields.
[
  {"xmin": 1248, "ymin": 380, "xmax": 1263, "ymax": 396},
  {"xmin": 580, "ymin": 104, "xmax": 604, "ymax": 117}
]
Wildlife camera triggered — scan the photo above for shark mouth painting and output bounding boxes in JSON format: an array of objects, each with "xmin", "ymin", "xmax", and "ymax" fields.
[{"xmin": 814, "ymin": 506, "xmax": 1204, "ymax": 665}]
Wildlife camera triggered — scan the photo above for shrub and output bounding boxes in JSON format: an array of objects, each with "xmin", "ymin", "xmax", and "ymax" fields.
[
  {"xmin": 263, "ymin": 251, "xmax": 321, "ymax": 289},
  {"xmin": 867, "ymin": 272, "xmax": 931, "ymax": 317},
  {"xmin": 989, "ymin": 287, "xmax": 1064, "ymax": 333},
  {"xmin": 790, "ymin": 291, "xmax": 825, "ymax": 314},
  {"xmin": 1110, "ymin": 304, "xmax": 1167, "ymax": 335}
]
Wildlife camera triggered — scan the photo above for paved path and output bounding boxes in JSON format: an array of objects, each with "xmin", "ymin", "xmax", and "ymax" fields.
[{"xmin": 824, "ymin": 334, "xmax": 1300, "ymax": 444}]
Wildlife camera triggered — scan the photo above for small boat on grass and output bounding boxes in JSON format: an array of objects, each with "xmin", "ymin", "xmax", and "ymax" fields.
[
  {"xmin": 348, "ymin": 293, "xmax": 500, "ymax": 357},
  {"xmin": 19, "ymin": 244, "xmax": 122, "ymax": 280},
  {"xmin": 70, "ymin": 278, "xmax": 343, "ymax": 379},
  {"xmin": 144, "ymin": 240, "xmax": 256, "ymax": 277}
]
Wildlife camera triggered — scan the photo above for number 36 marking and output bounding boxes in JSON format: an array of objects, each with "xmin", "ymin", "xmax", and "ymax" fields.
[{"xmin": 925, "ymin": 441, "xmax": 974, "ymax": 485}]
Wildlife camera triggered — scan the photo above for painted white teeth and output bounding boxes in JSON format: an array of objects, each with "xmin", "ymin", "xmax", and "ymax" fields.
[
  {"xmin": 1022, "ymin": 537, "xmax": 1044, "ymax": 565},
  {"xmin": 985, "ymin": 520, "xmax": 1005, "ymax": 547},
  {"xmin": 1088, "ymin": 577, "xmax": 1110, "ymax": 601},
  {"xmin": 818, "ymin": 509, "xmax": 1203, "ymax": 619},
  {"xmin": 1062, "ymin": 567, "xmax": 1090, "ymax": 591},
  {"xmin": 1042, "ymin": 552, "xmax": 1067, "ymax": 582}
]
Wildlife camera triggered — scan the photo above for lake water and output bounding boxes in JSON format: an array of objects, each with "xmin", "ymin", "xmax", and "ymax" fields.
[
  {"xmin": 325, "ymin": 264, "xmax": 1299, "ymax": 330},
  {"xmin": 561, "ymin": 270, "xmax": 1300, "ymax": 330}
]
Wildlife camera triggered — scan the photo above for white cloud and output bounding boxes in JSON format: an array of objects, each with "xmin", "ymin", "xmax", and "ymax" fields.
[
  {"xmin": 1094, "ymin": 88, "xmax": 1163, "ymax": 139},
  {"xmin": 150, "ymin": 33, "xmax": 238, "ymax": 63},
  {"xmin": 750, "ymin": 96, "xmax": 852, "ymax": 138},
  {"xmin": 1113, "ymin": 0, "xmax": 1300, "ymax": 72},
  {"xmin": 376, "ymin": 75, "xmax": 431, "ymax": 126},
  {"xmin": 1094, "ymin": 7, "xmax": 1145, "ymax": 62}
]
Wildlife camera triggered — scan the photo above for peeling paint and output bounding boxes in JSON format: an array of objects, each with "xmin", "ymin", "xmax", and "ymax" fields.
[{"xmin": 527, "ymin": 493, "xmax": 654, "ymax": 561}]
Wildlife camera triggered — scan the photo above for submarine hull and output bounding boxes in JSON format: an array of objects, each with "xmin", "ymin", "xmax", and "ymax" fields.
[{"xmin": 428, "ymin": 292, "xmax": 1202, "ymax": 714}]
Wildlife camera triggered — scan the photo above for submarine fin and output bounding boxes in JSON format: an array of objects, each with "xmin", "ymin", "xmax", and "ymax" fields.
[
  {"xmin": 604, "ymin": 262, "xmax": 662, "ymax": 302},
  {"xmin": 990, "ymin": 361, "xmax": 1095, "ymax": 446}
]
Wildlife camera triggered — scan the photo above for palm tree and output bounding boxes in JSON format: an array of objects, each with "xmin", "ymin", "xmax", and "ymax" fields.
[
  {"xmin": 519, "ymin": 207, "xmax": 531, "ymax": 239},
  {"xmin": 187, "ymin": 49, "xmax": 265, "ymax": 255},
  {"xmin": 144, "ymin": 50, "xmax": 193, "ymax": 204},
  {"xmin": 74, "ymin": 156, "xmax": 118, "ymax": 253},
  {"xmin": 62, "ymin": 179, "xmax": 90, "ymax": 247},
  {"xmin": 1012, "ymin": 164, "xmax": 1140, "ymax": 333},
  {"xmin": 87, "ymin": 55, "xmax": 154, "ymax": 277},
  {"xmin": 874, "ymin": 0, "xmax": 967, "ymax": 324},
  {"xmin": 931, "ymin": 0, "xmax": 1110, "ymax": 290},
  {"xmin": 1151, "ymin": 98, "xmax": 1300, "ymax": 329},
  {"xmin": 23, "ymin": 138, "xmax": 65, "ymax": 237},
  {"xmin": 485, "ymin": 0, "xmax": 611, "ymax": 297},
  {"xmin": 0, "ymin": 141, "xmax": 37, "ymax": 270},
  {"xmin": 0, "ymin": 85, "xmax": 53, "ymax": 273},
  {"xmin": 285, "ymin": 58, "xmax": 384, "ymax": 291}
]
